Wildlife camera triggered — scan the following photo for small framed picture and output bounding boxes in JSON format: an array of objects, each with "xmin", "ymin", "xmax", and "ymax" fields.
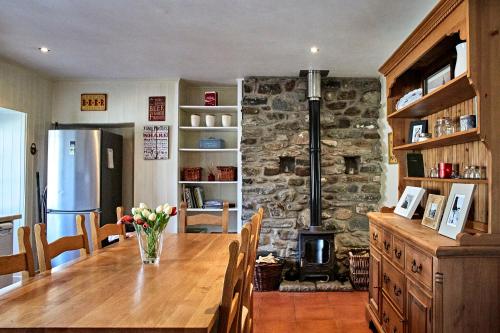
[
  {"xmin": 422, "ymin": 194, "xmax": 446, "ymax": 230},
  {"xmin": 408, "ymin": 120, "xmax": 428, "ymax": 143},
  {"xmin": 438, "ymin": 184, "xmax": 475, "ymax": 239},
  {"xmin": 394, "ymin": 186, "xmax": 426, "ymax": 219},
  {"xmin": 424, "ymin": 65, "xmax": 451, "ymax": 94}
]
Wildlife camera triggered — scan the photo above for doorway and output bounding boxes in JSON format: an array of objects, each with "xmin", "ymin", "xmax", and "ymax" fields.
[{"xmin": 0, "ymin": 107, "xmax": 27, "ymax": 286}]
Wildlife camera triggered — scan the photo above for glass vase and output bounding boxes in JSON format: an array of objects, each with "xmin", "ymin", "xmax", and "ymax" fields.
[{"xmin": 135, "ymin": 227, "xmax": 165, "ymax": 264}]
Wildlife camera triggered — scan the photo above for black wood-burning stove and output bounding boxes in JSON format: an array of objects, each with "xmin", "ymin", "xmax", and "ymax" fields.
[{"xmin": 297, "ymin": 69, "xmax": 336, "ymax": 281}]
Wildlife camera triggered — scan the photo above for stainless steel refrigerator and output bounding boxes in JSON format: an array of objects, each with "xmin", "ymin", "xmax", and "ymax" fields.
[{"xmin": 46, "ymin": 129, "xmax": 122, "ymax": 267}]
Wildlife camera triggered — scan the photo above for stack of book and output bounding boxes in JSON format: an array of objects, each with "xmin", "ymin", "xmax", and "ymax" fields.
[{"xmin": 183, "ymin": 186, "xmax": 205, "ymax": 208}]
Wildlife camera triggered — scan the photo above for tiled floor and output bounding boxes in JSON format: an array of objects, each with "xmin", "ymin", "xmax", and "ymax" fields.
[{"xmin": 254, "ymin": 291, "xmax": 374, "ymax": 333}]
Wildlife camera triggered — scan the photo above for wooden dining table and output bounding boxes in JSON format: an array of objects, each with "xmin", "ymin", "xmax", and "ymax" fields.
[{"xmin": 0, "ymin": 233, "xmax": 239, "ymax": 333}]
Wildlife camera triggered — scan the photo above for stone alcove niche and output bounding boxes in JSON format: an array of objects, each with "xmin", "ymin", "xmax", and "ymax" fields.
[
  {"xmin": 343, "ymin": 156, "xmax": 360, "ymax": 175},
  {"xmin": 279, "ymin": 156, "xmax": 296, "ymax": 173}
]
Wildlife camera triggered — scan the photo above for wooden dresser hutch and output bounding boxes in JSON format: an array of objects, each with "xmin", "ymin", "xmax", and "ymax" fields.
[{"xmin": 366, "ymin": 0, "xmax": 500, "ymax": 332}]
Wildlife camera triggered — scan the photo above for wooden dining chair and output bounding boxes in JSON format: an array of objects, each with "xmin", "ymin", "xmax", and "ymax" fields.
[
  {"xmin": 116, "ymin": 206, "xmax": 124, "ymax": 220},
  {"xmin": 218, "ymin": 224, "xmax": 250, "ymax": 333},
  {"xmin": 240, "ymin": 215, "xmax": 261, "ymax": 333},
  {"xmin": 0, "ymin": 226, "xmax": 35, "ymax": 280},
  {"xmin": 34, "ymin": 215, "xmax": 91, "ymax": 272},
  {"xmin": 179, "ymin": 201, "xmax": 229, "ymax": 233},
  {"xmin": 90, "ymin": 211, "xmax": 125, "ymax": 250}
]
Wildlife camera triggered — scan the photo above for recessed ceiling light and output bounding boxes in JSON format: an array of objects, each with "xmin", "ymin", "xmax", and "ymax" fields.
[
  {"xmin": 310, "ymin": 46, "xmax": 319, "ymax": 54},
  {"xmin": 39, "ymin": 47, "xmax": 50, "ymax": 53}
]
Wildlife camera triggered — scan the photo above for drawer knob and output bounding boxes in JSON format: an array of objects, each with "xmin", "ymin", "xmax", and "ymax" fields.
[
  {"xmin": 383, "ymin": 273, "xmax": 391, "ymax": 284},
  {"xmin": 394, "ymin": 248, "xmax": 402, "ymax": 259},
  {"xmin": 393, "ymin": 284, "xmax": 402, "ymax": 296},
  {"xmin": 384, "ymin": 240, "xmax": 390, "ymax": 251},
  {"xmin": 372, "ymin": 232, "xmax": 378, "ymax": 241},
  {"xmin": 383, "ymin": 312, "xmax": 389, "ymax": 324},
  {"xmin": 411, "ymin": 259, "xmax": 423, "ymax": 273}
]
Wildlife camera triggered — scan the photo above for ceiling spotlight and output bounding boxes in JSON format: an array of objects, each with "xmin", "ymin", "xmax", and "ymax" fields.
[
  {"xmin": 39, "ymin": 47, "xmax": 50, "ymax": 53},
  {"xmin": 310, "ymin": 46, "xmax": 319, "ymax": 54}
]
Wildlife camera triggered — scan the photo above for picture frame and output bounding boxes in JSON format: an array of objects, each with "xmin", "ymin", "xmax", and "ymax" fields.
[
  {"xmin": 438, "ymin": 184, "xmax": 475, "ymax": 239},
  {"xmin": 408, "ymin": 120, "xmax": 428, "ymax": 143},
  {"xmin": 394, "ymin": 186, "xmax": 426, "ymax": 219},
  {"xmin": 81, "ymin": 93, "xmax": 107, "ymax": 111},
  {"xmin": 422, "ymin": 194, "xmax": 446, "ymax": 230},
  {"xmin": 388, "ymin": 132, "xmax": 398, "ymax": 164},
  {"xmin": 424, "ymin": 65, "xmax": 451, "ymax": 94}
]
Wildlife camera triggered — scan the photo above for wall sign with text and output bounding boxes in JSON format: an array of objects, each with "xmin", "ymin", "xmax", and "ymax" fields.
[
  {"xmin": 81, "ymin": 94, "xmax": 107, "ymax": 111},
  {"xmin": 148, "ymin": 96, "xmax": 166, "ymax": 121},
  {"xmin": 143, "ymin": 125, "xmax": 169, "ymax": 160}
]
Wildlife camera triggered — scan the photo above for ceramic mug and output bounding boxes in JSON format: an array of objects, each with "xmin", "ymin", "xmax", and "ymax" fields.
[
  {"xmin": 221, "ymin": 114, "xmax": 232, "ymax": 127},
  {"xmin": 205, "ymin": 114, "xmax": 215, "ymax": 127},
  {"xmin": 190, "ymin": 114, "xmax": 201, "ymax": 127}
]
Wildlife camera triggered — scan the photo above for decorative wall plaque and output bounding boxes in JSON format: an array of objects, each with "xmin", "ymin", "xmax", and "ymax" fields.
[
  {"xmin": 81, "ymin": 94, "xmax": 107, "ymax": 111},
  {"xmin": 148, "ymin": 96, "xmax": 166, "ymax": 121},
  {"xmin": 143, "ymin": 125, "xmax": 169, "ymax": 160}
]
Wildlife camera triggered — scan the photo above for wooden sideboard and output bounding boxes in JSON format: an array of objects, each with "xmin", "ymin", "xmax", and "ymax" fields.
[{"xmin": 366, "ymin": 212, "xmax": 500, "ymax": 333}]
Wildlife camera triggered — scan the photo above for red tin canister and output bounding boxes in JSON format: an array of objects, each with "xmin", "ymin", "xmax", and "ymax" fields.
[{"xmin": 439, "ymin": 162, "xmax": 453, "ymax": 178}]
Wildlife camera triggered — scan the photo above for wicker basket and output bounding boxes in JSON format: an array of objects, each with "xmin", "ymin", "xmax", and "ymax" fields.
[
  {"xmin": 182, "ymin": 167, "xmax": 202, "ymax": 181},
  {"xmin": 348, "ymin": 250, "xmax": 369, "ymax": 290},
  {"xmin": 217, "ymin": 166, "xmax": 236, "ymax": 181},
  {"xmin": 253, "ymin": 261, "xmax": 284, "ymax": 292}
]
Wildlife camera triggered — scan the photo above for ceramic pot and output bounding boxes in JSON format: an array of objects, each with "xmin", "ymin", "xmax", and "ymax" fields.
[
  {"xmin": 454, "ymin": 42, "xmax": 467, "ymax": 77},
  {"xmin": 190, "ymin": 114, "xmax": 201, "ymax": 127},
  {"xmin": 205, "ymin": 114, "xmax": 215, "ymax": 127},
  {"xmin": 221, "ymin": 114, "xmax": 232, "ymax": 127}
]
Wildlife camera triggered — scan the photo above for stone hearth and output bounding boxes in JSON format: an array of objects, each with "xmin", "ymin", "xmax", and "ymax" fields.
[{"xmin": 241, "ymin": 77, "xmax": 382, "ymax": 276}]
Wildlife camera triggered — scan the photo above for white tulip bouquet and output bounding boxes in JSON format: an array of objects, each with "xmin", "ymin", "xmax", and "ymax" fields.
[{"xmin": 119, "ymin": 202, "xmax": 177, "ymax": 264}]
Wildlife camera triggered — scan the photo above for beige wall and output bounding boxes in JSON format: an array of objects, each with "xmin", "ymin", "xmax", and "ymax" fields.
[
  {"xmin": 0, "ymin": 58, "xmax": 53, "ymax": 230},
  {"xmin": 51, "ymin": 80, "xmax": 179, "ymax": 232},
  {"xmin": 379, "ymin": 76, "xmax": 399, "ymax": 207}
]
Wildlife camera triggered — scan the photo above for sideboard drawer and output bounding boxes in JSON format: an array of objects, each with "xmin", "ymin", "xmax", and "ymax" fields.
[
  {"xmin": 392, "ymin": 235, "xmax": 405, "ymax": 270},
  {"xmin": 381, "ymin": 294, "xmax": 405, "ymax": 333},
  {"xmin": 382, "ymin": 257, "xmax": 405, "ymax": 314},
  {"xmin": 382, "ymin": 229, "xmax": 393, "ymax": 257},
  {"xmin": 370, "ymin": 224, "xmax": 382, "ymax": 250},
  {"xmin": 405, "ymin": 245, "xmax": 433, "ymax": 290}
]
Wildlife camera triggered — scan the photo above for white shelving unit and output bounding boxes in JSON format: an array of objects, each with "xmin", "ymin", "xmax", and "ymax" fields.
[{"xmin": 177, "ymin": 79, "xmax": 243, "ymax": 233}]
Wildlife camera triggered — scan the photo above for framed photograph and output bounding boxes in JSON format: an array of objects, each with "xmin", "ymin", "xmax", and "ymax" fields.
[
  {"xmin": 408, "ymin": 120, "xmax": 428, "ymax": 143},
  {"xmin": 394, "ymin": 186, "xmax": 426, "ymax": 219},
  {"xmin": 81, "ymin": 93, "xmax": 107, "ymax": 111},
  {"xmin": 424, "ymin": 65, "xmax": 451, "ymax": 94},
  {"xmin": 438, "ymin": 184, "xmax": 475, "ymax": 239},
  {"xmin": 388, "ymin": 132, "xmax": 398, "ymax": 164},
  {"xmin": 422, "ymin": 194, "xmax": 446, "ymax": 230}
]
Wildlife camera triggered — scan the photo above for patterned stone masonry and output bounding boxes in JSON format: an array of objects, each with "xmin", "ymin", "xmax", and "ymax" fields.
[{"xmin": 241, "ymin": 76, "xmax": 382, "ymax": 275}]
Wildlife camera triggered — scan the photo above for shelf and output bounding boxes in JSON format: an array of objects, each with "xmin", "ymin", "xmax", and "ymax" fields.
[
  {"xmin": 388, "ymin": 74, "xmax": 476, "ymax": 119},
  {"xmin": 179, "ymin": 148, "xmax": 238, "ymax": 152},
  {"xmin": 179, "ymin": 181, "xmax": 237, "ymax": 184},
  {"xmin": 393, "ymin": 129, "xmax": 479, "ymax": 151},
  {"xmin": 180, "ymin": 105, "xmax": 238, "ymax": 111},
  {"xmin": 404, "ymin": 177, "xmax": 488, "ymax": 184},
  {"xmin": 186, "ymin": 208, "xmax": 238, "ymax": 212},
  {"xmin": 179, "ymin": 126, "xmax": 238, "ymax": 131}
]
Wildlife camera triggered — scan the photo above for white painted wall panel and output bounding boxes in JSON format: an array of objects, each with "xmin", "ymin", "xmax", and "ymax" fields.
[{"xmin": 51, "ymin": 80, "xmax": 179, "ymax": 232}]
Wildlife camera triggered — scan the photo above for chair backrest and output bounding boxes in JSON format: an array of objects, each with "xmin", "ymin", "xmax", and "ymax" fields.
[
  {"xmin": 0, "ymin": 226, "xmax": 35, "ymax": 280},
  {"xmin": 35, "ymin": 215, "xmax": 91, "ymax": 272},
  {"xmin": 116, "ymin": 206, "xmax": 124, "ymax": 220},
  {"xmin": 90, "ymin": 211, "xmax": 125, "ymax": 250},
  {"xmin": 179, "ymin": 201, "xmax": 229, "ymax": 233},
  {"xmin": 218, "ymin": 224, "xmax": 250, "ymax": 333},
  {"xmin": 255, "ymin": 208, "xmax": 263, "ymax": 246},
  {"xmin": 239, "ymin": 213, "xmax": 262, "ymax": 333}
]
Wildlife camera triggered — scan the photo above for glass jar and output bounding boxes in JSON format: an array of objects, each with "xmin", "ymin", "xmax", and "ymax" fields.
[
  {"xmin": 429, "ymin": 167, "xmax": 439, "ymax": 178},
  {"xmin": 463, "ymin": 166, "xmax": 470, "ymax": 179},
  {"xmin": 473, "ymin": 166, "xmax": 481, "ymax": 179},
  {"xmin": 441, "ymin": 117, "xmax": 455, "ymax": 136},
  {"xmin": 434, "ymin": 119, "xmax": 444, "ymax": 137}
]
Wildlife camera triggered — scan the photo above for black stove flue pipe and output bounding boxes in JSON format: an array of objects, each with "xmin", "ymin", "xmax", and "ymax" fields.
[{"xmin": 300, "ymin": 70, "xmax": 329, "ymax": 231}]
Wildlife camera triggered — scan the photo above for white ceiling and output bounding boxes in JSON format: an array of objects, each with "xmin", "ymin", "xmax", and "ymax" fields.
[{"xmin": 0, "ymin": 0, "xmax": 436, "ymax": 83}]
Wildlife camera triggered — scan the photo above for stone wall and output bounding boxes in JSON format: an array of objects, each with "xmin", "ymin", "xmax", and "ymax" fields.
[{"xmin": 241, "ymin": 77, "xmax": 382, "ymax": 275}]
